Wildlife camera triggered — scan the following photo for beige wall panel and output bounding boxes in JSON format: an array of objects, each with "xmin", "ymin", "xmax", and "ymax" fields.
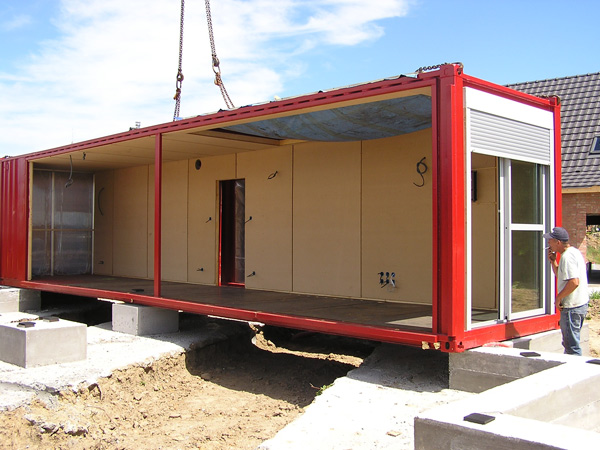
[
  {"xmin": 94, "ymin": 171, "xmax": 114, "ymax": 275},
  {"xmin": 160, "ymin": 160, "xmax": 189, "ymax": 282},
  {"xmin": 362, "ymin": 130, "xmax": 433, "ymax": 304},
  {"xmin": 147, "ymin": 165, "xmax": 154, "ymax": 278},
  {"xmin": 187, "ymin": 154, "xmax": 236, "ymax": 284},
  {"xmin": 471, "ymin": 156, "xmax": 498, "ymax": 309},
  {"xmin": 113, "ymin": 165, "xmax": 149, "ymax": 278},
  {"xmin": 238, "ymin": 146, "xmax": 293, "ymax": 291},
  {"xmin": 293, "ymin": 142, "xmax": 361, "ymax": 297}
]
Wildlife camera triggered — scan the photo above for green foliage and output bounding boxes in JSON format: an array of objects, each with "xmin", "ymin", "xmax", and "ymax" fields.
[{"xmin": 316, "ymin": 383, "xmax": 333, "ymax": 396}]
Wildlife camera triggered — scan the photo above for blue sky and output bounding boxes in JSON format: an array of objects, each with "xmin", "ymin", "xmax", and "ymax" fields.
[{"xmin": 1, "ymin": 0, "xmax": 598, "ymax": 156}]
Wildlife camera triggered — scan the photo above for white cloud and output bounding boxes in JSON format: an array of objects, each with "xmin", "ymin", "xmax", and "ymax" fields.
[
  {"xmin": 0, "ymin": 0, "xmax": 412, "ymax": 156},
  {"xmin": 1, "ymin": 14, "xmax": 32, "ymax": 32}
]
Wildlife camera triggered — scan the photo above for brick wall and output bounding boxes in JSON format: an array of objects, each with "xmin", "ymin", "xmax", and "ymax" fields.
[{"xmin": 562, "ymin": 192, "xmax": 600, "ymax": 262}]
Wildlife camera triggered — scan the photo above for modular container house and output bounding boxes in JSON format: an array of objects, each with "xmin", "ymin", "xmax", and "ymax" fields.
[{"xmin": 0, "ymin": 64, "xmax": 562, "ymax": 352}]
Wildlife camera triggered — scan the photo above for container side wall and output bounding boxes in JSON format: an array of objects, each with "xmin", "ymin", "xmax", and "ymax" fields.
[{"xmin": 0, "ymin": 159, "xmax": 29, "ymax": 281}]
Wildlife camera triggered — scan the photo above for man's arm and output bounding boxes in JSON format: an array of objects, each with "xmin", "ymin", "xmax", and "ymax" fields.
[{"xmin": 556, "ymin": 277, "xmax": 580, "ymax": 309}]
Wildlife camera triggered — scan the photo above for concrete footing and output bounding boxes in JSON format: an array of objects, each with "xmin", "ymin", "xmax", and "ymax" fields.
[
  {"xmin": 112, "ymin": 303, "xmax": 179, "ymax": 336},
  {"xmin": 416, "ymin": 348, "xmax": 600, "ymax": 449},
  {"xmin": 0, "ymin": 288, "xmax": 41, "ymax": 313},
  {"xmin": 509, "ymin": 323, "xmax": 589, "ymax": 355},
  {"xmin": 0, "ymin": 318, "xmax": 87, "ymax": 368},
  {"xmin": 451, "ymin": 323, "xmax": 590, "ymax": 393}
]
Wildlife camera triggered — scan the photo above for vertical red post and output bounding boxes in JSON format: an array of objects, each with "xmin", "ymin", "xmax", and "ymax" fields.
[
  {"xmin": 436, "ymin": 65, "xmax": 466, "ymax": 350},
  {"xmin": 154, "ymin": 133, "xmax": 162, "ymax": 297},
  {"xmin": 551, "ymin": 97, "xmax": 562, "ymax": 225}
]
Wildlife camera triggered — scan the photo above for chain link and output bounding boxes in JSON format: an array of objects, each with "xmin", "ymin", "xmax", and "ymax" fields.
[
  {"xmin": 205, "ymin": 0, "xmax": 234, "ymax": 109},
  {"xmin": 415, "ymin": 62, "xmax": 463, "ymax": 74},
  {"xmin": 173, "ymin": 0, "xmax": 185, "ymax": 120}
]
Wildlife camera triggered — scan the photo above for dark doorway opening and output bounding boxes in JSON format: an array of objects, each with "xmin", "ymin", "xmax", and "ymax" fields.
[{"xmin": 219, "ymin": 179, "xmax": 245, "ymax": 286}]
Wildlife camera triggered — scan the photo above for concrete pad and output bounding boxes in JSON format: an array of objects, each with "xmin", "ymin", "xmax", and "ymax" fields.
[
  {"xmin": 0, "ymin": 288, "xmax": 41, "ymax": 313},
  {"xmin": 417, "ymin": 349, "xmax": 600, "ymax": 449},
  {"xmin": 0, "ymin": 318, "xmax": 86, "ymax": 368},
  {"xmin": 259, "ymin": 345, "xmax": 471, "ymax": 450},
  {"xmin": 112, "ymin": 303, "xmax": 179, "ymax": 336},
  {"xmin": 509, "ymin": 323, "xmax": 589, "ymax": 355},
  {"xmin": 0, "ymin": 312, "xmax": 39, "ymax": 324},
  {"xmin": 449, "ymin": 347, "xmax": 563, "ymax": 393}
]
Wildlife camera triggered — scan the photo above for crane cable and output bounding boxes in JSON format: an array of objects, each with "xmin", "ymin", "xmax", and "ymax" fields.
[
  {"xmin": 173, "ymin": 0, "xmax": 185, "ymax": 120},
  {"xmin": 173, "ymin": 0, "xmax": 235, "ymax": 120},
  {"xmin": 205, "ymin": 0, "xmax": 235, "ymax": 109}
]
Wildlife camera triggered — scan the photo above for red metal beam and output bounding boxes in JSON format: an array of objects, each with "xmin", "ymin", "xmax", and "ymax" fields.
[
  {"xmin": 154, "ymin": 134, "xmax": 162, "ymax": 297},
  {"xmin": 435, "ymin": 65, "xmax": 466, "ymax": 349},
  {"xmin": 551, "ymin": 97, "xmax": 562, "ymax": 225},
  {"xmin": 10, "ymin": 279, "xmax": 438, "ymax": 348},
  {"xmin": 461, "ymin": 74, "xmax": 556, "ymax": 111}
]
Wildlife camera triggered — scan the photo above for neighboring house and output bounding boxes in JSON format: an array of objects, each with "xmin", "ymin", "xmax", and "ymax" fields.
[{"xmin": 508, "ymin": 73, "xmax": 600, "ymax": 265}]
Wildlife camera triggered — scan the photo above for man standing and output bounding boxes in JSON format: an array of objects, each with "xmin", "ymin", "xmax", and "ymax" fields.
[{"xmin": 544, "ymin": 227, "xmax": 589, "ymax": 355}]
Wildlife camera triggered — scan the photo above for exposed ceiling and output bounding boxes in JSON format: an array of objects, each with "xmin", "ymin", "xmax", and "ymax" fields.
[{"xmin": 31, "ymin": 86, "xmax": 432, "ymax": 173}]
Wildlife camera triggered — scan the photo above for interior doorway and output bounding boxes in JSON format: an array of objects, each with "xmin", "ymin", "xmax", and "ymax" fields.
[{"xmin": 219, "ymin": 179, "xmax": 245, "ymax": 286}]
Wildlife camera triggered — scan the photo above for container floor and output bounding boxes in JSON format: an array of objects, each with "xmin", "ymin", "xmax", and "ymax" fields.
[{"xmin": 32, "ymin": 275, "xmax": 435, "ymax": 334}]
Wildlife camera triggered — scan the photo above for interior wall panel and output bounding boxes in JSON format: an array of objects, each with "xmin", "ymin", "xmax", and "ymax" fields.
[
  {"xmin": 362, "ymin": 129, "xmax": 433, "ymax": 304},
  {"xmin": 93, "ymin": 171, "xmax": 114, "ymax": 275},
  {"xmin": 293, "ymin": 141, "xmax": 361, "ymax": 297},
  {"xmin": 238, "ymin": 146, "xmax": 293, "ymax": 291},
  {"xmin": 159, "ymin": 160, "xmax": 189, "ymax": 282},
  {"xmin": 471, "ymin": 154, "xmax": 498, "ymax": 309},
  {"xmin": 113, "ymin": 165, "xmax": 149, "ymax": 278},
  {"xmin": 187, "ymin": 154, "xmax": 236, "ymax": 284}
]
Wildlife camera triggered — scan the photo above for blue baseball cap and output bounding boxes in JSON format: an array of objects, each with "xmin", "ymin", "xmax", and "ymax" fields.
[{"xmin": 543, "ymin": 227, "xmax": 569, "ymax": 242}]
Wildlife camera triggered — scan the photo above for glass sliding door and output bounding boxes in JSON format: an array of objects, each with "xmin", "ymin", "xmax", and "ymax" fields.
[{"xmin": 504, "ymin": 160, "xmax": 548, "ymax": 320}]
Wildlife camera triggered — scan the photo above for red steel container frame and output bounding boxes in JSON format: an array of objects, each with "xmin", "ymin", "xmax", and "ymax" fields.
[{"xmin": 0, "ymin": 65, "xmax": 561, "ymax": 352}]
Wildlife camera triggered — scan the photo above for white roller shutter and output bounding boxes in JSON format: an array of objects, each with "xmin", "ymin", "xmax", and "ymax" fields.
[{"xmin": 465, "ymin": 87, "xmax": 553, "ymax": 165}]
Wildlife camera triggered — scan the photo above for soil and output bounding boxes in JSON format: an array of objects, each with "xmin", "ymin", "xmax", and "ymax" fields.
[
  {"xmin": 0, "ymin": 326, "xmax": 374, "ymax": 450},
  {"xmin": 1, "ymin": 298, "xmax": 599, "ymax": 450},
  {"xmin": 587, "ymin": 295, "xmax": 600, "ymax": 357}
]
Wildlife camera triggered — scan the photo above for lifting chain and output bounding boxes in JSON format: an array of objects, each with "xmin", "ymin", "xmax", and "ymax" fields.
[
  {"xmin": 415, "ymin": 62, "xmax": 463, "ymax": 74},
  {"xmin": 173, "ymin": 0, "xmax": 185, "ymax": 120},
  {"xmin": 205, "ymin": 0, "xmax": 235, "ymax": 109}
]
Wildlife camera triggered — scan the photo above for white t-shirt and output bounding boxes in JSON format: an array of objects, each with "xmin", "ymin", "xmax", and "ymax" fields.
[{"xmin": 557, "ymin": 246, "xmax": 589, "ymax": 308}]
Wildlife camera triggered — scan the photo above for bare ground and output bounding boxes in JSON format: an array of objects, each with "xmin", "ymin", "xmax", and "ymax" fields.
[
  {"xmin": 0, "ymin": 326, "xmax": 373, "ymax": 450},
  {"xmin": 1, "ymin": 297, "xmax": 599, "ymax": 450}
]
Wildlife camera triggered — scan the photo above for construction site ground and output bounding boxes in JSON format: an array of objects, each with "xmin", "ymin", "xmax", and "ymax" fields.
[{"xmin": 1, "ymin": 287, "xmax": 599, "ymax": 450}]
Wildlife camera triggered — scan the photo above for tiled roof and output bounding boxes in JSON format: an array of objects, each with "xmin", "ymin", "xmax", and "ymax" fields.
[{"xmin": 507, "ymin": 73, "xmax": 600, "ymax": 189}]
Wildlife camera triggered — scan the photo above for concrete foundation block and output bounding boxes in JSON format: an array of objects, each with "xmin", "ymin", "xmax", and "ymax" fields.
[
  {"xmin": 112, "ymin": 303, "xmax": 179, "ymax": 336},
  {"xmin": 416, "ymin": 356, "xmax": 600, "ymax": 449},
  {"xmin": 0, "ymin": 288, "xmax": 41, "ymax": 313},
  {"xmin": 449, "ymin": 348, "xmax": 562, "ymax": 393},
  {"xmin": 509, "ymin": 323, "xmax": 589, "ymax": 355},
  {"xmin": 0, "ymin": 318, "xmax": 87, "ymax": 368}
]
